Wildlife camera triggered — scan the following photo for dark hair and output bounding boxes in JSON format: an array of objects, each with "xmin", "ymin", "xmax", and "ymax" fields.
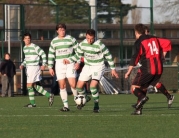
[
  {"xmin": 144, "ymin": 25, "xmax": 150, "ymax": 33},
  {"xmin": 134, "ymin": 23, "xmax": 146, "ymax": 35},
  {"xmin": 56, "ymin": 23, "xmax": 66, "ymax": 30},
  {"xmin": 86, "ymin": 29, "xmax": 96, "ymax": 36},
  {"xmin": 23, "ymin": 32, "xmax": 31, "ymax": 39},
  {"xmin": 4, "ymin": 53, "xmax": 10, "ymax": 58}
]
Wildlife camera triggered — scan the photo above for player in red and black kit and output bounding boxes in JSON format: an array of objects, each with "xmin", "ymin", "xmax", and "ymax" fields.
[
  {"xmin": 125, "ymin": 23, "xmax": 172, "ymax": 115},
  {"xmin": 144, "ymin": 25, "xmax": 174, "ymax": 108}
]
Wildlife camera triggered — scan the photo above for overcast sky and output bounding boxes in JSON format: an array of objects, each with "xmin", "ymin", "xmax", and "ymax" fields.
[{"xmin": 122, "ymin": 0, "xmax": 150, "ymax": 7}]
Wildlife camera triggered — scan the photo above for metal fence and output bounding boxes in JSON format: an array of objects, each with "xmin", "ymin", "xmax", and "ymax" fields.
[{"xmin": 0, "ymin": 3, "xmax": 177, "ymax": 95}]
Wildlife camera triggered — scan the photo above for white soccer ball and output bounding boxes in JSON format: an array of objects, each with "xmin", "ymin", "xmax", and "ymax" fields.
[{"xmin": 75, "ymin": 95, "xmax": 87, "ymax": 106}]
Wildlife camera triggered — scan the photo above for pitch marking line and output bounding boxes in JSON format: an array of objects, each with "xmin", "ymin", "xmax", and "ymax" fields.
[{"xmin": 0, "ymin": 114, "xmax": 178, "ymax": 117}]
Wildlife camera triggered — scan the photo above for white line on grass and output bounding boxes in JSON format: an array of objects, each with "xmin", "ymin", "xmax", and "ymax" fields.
[{"xmin": 0, "ymin": 114, "xmax": 178, "ymax": 117}]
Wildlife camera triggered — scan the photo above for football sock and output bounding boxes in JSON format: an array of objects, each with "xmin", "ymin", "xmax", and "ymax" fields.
[
  {"xmin": 133, "ymin": 87, "xmax": 146, "ymax": 103},
  {"xmin": 71, "ymin": 87, "xmax": 78, "ymax": 99},
  {"xmin": 27, "ymin": 87, "xmax": 35, "ymax": 105},
  {"xmin": 35, "ymin": 85, "xmax": 50, "ymax": 97},
  {"xmin": 90, "ymin": 87, "xmax": 99, "ymax": 103},
  {"xmin": 60, "ymin": 88, "xmax": 68, "ymax": 108},
  {"xmin": 156, "ymin": 82, "xmax": 171, "ymax": 99},
  {"xmin": 76, "ymin": 87, "xmax": 85, "ymax": 95}
]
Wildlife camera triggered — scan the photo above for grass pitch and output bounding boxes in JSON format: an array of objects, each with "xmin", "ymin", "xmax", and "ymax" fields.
[{"xmin": 0, "ymin": 93, "xmax": 178, "ymax": 138}]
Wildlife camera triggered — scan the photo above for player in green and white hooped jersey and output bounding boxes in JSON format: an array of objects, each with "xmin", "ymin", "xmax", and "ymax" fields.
[
  {"xmin": 20, "ymin": 32, "xmax": 54, "ymax": 107},
  {"xmin": 48, "ymin": 23, "xmax": 79, "ymax": 112},
  {"xmin": 64, "ymin": 29, "xmax": 119, "ymax": 113}
]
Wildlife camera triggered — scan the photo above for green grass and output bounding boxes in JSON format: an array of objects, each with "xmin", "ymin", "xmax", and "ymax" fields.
[{"xmin": 0, "ymin": 93, "xmax": 178, "ymax": 138}]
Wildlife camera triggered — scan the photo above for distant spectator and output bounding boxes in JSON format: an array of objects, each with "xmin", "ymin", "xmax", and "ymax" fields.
[{"xmin": 0, "ymin": 53, "xmax": 16, "ymax": 97}]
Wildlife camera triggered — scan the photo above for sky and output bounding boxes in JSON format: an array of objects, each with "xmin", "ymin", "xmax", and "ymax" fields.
[
  {"xmin": 122, "ymin": 0, "xmax": 153, "ymax": 24},
  {"xmin": 121, "ymin": 0, "xmax": 173, "ymax": 24},
  {"xmin": 122, "ymin": 0, "xmax": 150, "ymax": 7}
]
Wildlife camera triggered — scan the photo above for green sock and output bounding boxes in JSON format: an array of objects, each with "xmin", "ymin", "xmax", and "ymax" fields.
[
  {"xmin": 35, "ymin": 85, "xmax": 50, "ymax": 97},
  {"xmin": 28, "ymin": 87, "xmax": 35, "ymax": 105}
]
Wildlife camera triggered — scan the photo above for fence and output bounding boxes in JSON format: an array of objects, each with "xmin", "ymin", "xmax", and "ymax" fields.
[{"xmin": 0, "ymin": 3, "xmax": 178, "ymax": 95}]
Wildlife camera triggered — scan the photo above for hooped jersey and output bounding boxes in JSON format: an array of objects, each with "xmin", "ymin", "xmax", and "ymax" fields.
[
  {"xmin": 129, "ymin": 35, "xmax": 171, "ymax": 75},
  {"xmin": 48, "ymin": 35, "xmax": 78, "ymax": 68},
  {"xmin": 22, "ymin": 43, "xmax": 47, "ymax": 67},
  {"xmin": 69, "ymin": 39, "xmax": 115, "ymax": 70}
]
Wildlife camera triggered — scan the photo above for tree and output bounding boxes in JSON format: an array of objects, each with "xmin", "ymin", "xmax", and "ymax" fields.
[
  {"xmin": 97, "ymin": 0, "xmax": 136, "ymax": 23},
  {"xmin": 53, "ymin": 0, "xmax": 89, "ymax": 23},
  {"xmin": 155, "ymin": 0, "xmax": 179, "ymax": 23},
  {"xmin": 0, "ymin": 0, "xmax": 90, "ymax": 24},
  {"xmin": 131, "ymin": 0, "xmax": 141, "ymax": 24}
]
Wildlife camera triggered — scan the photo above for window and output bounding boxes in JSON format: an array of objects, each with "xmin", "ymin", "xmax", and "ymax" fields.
[
  {"xmin": 30, "ymin": 30, "xmax": 38, "ymax": 39},
  {"xmin": 154, "ymin": 30, "xmax": 162, "ymax": 37},
  {"xmin": 49, "ymin": 30, "xmax": 56, "ymax": 39},
  {"xmin": 165, "ymin": 30, "xmax": 179, "ymax": 38},
  {"xmin": 112, "ymin": 30, "xmax": 119, "ymax": 38},
  {"xmin": 124, "ymin": 30, "xmax": 134, "ymax": 39}
]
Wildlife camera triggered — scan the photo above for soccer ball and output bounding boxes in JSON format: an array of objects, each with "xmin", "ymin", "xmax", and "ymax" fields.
[{"xmin": 75, "ymin": 95, "xmax": 87, "ymax": 106}]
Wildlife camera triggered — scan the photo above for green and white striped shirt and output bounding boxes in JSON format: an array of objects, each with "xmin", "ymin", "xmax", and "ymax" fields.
[
  {"xmin": 70, "ymin": 39, "xmax": 115, "ymax": 69},
  {"xmin": 48, "ymin": 35, "xmax": 78, "ymax": 68},
  {"xmin": 21, "ymin": 43, "xmax": 47, "ymax": 66}
]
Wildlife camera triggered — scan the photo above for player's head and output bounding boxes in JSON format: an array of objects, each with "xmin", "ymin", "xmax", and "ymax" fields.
[
  {"xmin": 23, "ymin": 32, "xmax": 31, "ymax": 45},
  {"xmin": 56, "ymin": 23, "xmax": 66, "ymax": 38},
  {"xmin": 134, "ymin": 23, "xmax": 146, "ymax": 39},
  {"xmin": 144, "ymin": 25, "xmax": 150, "ymax": 35},
  {"xmin": 86, "ymin": 29, "xmax": 95, "ymax": 44}
]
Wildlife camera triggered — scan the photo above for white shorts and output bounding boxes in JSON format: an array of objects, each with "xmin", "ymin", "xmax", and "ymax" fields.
[
  {"xmin": 79, "ymin": 64, "xmax": 105, "ymax": 81},
  {"xmin": 55, "ymin": 62, "xmax": 76, "ymax": 80},
  {"xmin": 26, "ymin": 66, "xmax": 41, "ymax": 83}
]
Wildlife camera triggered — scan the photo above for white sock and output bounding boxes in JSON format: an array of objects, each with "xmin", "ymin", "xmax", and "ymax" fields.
[
  {"xmin": 60, "ymin": 88, "xmax": 68, "ymax": 108},
  {"xmin": 71, "ymin": 87, "xmax": 78, "ymax": 100}
]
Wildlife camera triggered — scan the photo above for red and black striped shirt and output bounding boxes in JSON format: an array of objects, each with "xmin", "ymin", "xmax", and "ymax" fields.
[{"xmin": 129, "ymin": 35, "xmax": 171, "ymax": 75}]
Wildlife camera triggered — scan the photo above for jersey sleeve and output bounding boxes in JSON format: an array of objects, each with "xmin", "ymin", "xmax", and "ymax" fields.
[
  {"xmin": 101, "ymin": 43, "xmax": 115, "ymax": 70},
  {"xmin": 21, "ymin": 48, "xmax": 26, "ymax": 67},
  {"xmin": 48, "ymin": 42, "xmax": 55, "ymax": 68},
  {"xmin": 157, "ymin": 38, "xmax": 172, "ymax": 52},
  {"xmin": 129, "ymin": 40, "xmax": 142, "ymax": 66},
  {"xmin": 35, "ymin": 46, "xmax": 47, "ymax": 66},
  {"xmin": 69, "ymin": 43, "xmax": 83, "ymax": 63}
]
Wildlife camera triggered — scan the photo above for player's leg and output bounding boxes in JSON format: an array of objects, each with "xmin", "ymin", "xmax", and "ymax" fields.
[
  {"xmin": 34, "ymin": 81, "xmax": 54, "ymax": 106},
  {"xmin": 55, "ymin": 62, "xmax": 70, "ymax": 111},
  {"xmin": 155, "ymin": 82, "xmax": 174, "ymax": 108},
  {"xmin": 31, "ymin": 66, "xmax": 54, "ymax": 106},
  {"xmin": 58, "ymin": 79, "xmax": 70, "ymax": 111},
  {"xmin": 24, "ymin": 83, "xmax": 36, "ymax": 107},
  {"xmin": 131, "ymin": 72, "xmax": 152, "ymax": 115},
  {"xmin": 68, "ymin": 77, "xmax": 78, "ymax": 100},
  {"xmin": 66, "ymin": 63, "xmax": 78, "ymax": 99},
  {"xmin": 90, "ymin": 80, "xmax": 100, "ymax": 113},
  {"xmin": 76, "ymin": 65, "xmax": 92, "ymax": 109},
  {"xmin": 90, "ymin": 64, "xmax": 105, "ymax": 113},
  {"xmin": 24, "ymin": 66, "xmax": 37, "ymax": 107}
]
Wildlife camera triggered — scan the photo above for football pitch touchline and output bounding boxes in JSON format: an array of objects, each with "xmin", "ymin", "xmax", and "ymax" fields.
[{"xmin": 0, "ymin": 114, "xmax": 178, "ymax": 117}]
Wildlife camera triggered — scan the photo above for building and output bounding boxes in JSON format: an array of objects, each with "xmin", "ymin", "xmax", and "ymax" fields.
[{"xmin": 0, "ymin": 23, "xmax": 178, "ymax": 66}]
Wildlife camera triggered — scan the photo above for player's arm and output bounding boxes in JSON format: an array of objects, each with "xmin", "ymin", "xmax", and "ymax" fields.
[
  {"xmin": 157, "ymin": 38, "xmax": 172, "ymax": 52},
  {"xmin": 125, "ymin": 65, "xmax": 134, "ymax": 79},
  {"xmin": 20, "ymin": 59, "xmax": 26, "ymax": 70},
  {"xmin": 47, "ymin": 42, "xmax": 56, "ymax": 76},
  {"xmin": 64, "ymin": 44, "xmax": 82, "ymax": 64},
  {"xmin": 102, "ymin": 43, "xmax": 115, "ymax": 70},
  {"xmin": 35, "ymin": 46, "xmax": 47, "ymax": 70},
  {"xmin": 125, "ymin": 41, "xmax": 141, "ymax": 79},
  {"xmin": 101, "ymin": 43, "xmax": 118, "ymax": 78},
  {"xmin": 48, "ymin": 42, "xmax": 55, "ymax": 69}
]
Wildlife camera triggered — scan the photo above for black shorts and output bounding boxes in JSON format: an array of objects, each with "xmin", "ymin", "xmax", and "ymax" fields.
[{"xmin": 132, "ymin": 72, "xmax": 161, "ymax": 89}]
